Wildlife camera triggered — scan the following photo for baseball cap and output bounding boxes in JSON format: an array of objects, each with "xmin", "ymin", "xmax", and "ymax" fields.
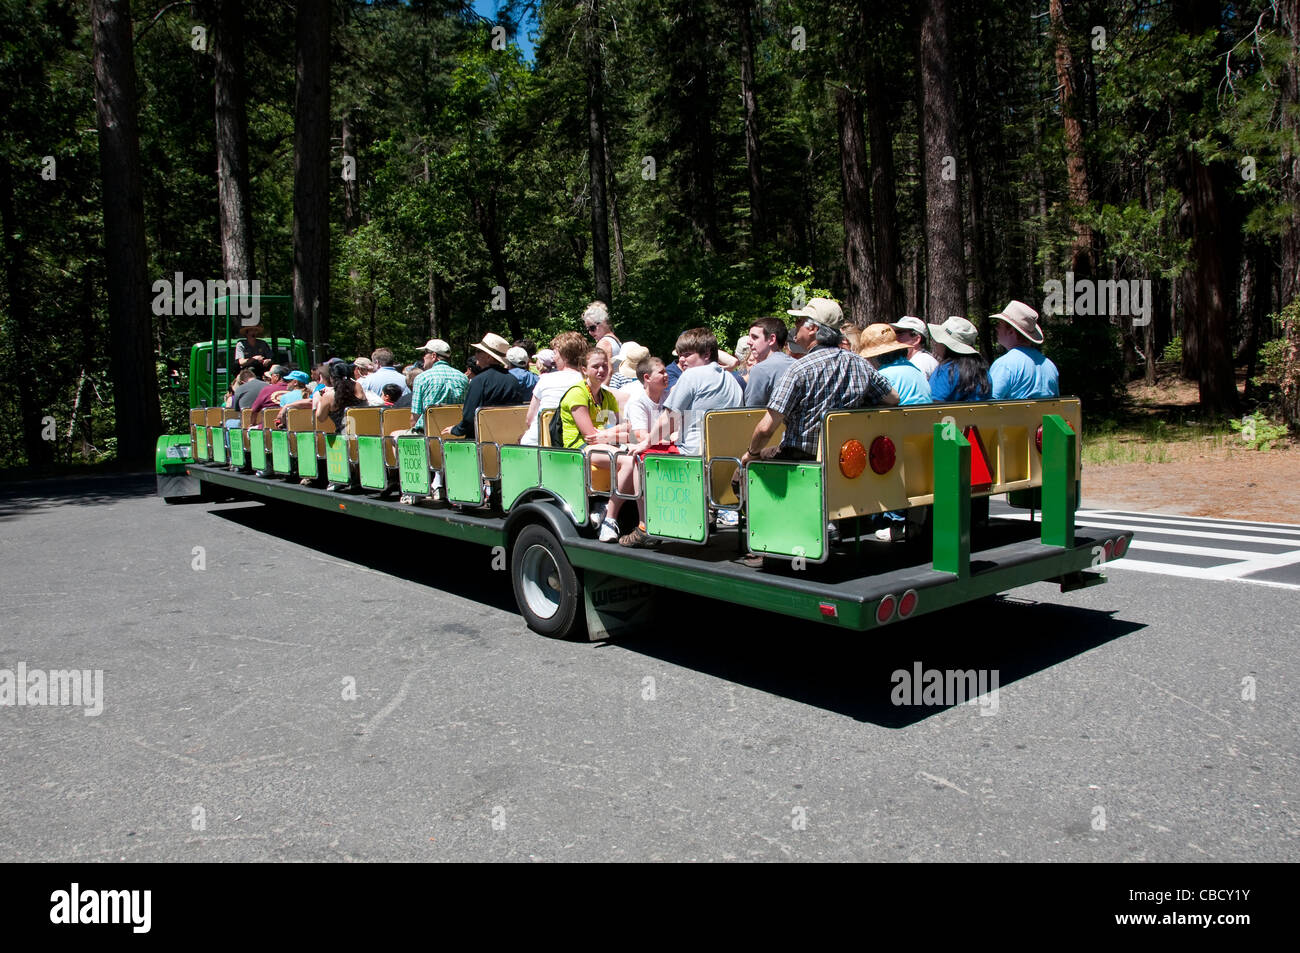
[
  {"xmin": 786, "ymin": 297, "xmax": 845, "ymax": 330},
  {"xmin": 285, "ymin": 370, "xmax": 310, "ymax": 384},
  {"xmin": 417, "ymin": 339, "xmax": 451, "ymax": 356},
  {"xmin": 889, "ymin": 316, "xmax": 928, "ymax": 338}
]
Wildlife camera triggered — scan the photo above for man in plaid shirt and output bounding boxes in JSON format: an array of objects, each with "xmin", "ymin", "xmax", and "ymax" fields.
[
  {"xmin": 407, "ymin": 339, "xmax": 468, "ymax": 432},
  {"xmin": 740, "ymin": 298, "xmax": 899, "ymax": 466}
]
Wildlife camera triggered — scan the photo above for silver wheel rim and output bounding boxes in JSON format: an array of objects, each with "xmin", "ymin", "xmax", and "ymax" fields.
[{"xmin": 520, "ymin": 544, "xmax": 562, "ymax": 620}]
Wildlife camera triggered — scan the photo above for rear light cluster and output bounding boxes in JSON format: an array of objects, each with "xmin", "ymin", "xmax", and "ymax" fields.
[
  {"xmin": 876, "ymin": 588, "xmax": 919, "ymax": 626},
  {"xmin": 1096, "ymin": 536, "xmax": 1129, "ymax": 561},
  {"xmin": 1034, "ymin": 420, "xmax": 1074, "ymax": 454}
]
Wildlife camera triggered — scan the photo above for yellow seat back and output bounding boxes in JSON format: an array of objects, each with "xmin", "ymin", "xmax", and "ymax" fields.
[
  {"xmin": 703, "ymin": 409, "xmax": 785, "ymax": 506},
  {"xmin": 423, "ymin": 404, "xmax": 464, "ymax": 468},
  {"xmin": 476, "ymin": 405, "xmax": 530, "ymax": 479}
]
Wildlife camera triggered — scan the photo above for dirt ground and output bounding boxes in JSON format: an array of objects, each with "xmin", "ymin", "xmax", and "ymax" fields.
[
  {"xmin": 1082, "ymin": 372, "xmax": 1300, "ymax": 523},
  {"xmin": 1084, "ymin": 445, "xmax": 1300, "ymax": 523}
]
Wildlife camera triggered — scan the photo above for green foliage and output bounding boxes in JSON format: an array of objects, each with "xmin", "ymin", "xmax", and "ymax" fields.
[
  {"xmin": 1229, "ymin": 411, "xmax": 1289, "ymax": 451},
  {"xmin": 1159, "ymin": 335, "xmax": 1183, "ymax": 365}
]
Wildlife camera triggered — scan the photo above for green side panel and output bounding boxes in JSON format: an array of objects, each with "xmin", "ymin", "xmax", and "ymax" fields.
[
  {"xmin": 324, "ymin": 434, "xmax": 350, "ymax": 483},
  {"xmin": 210, "ymin": 427, "xmax": 227, "ymax": 464},
  {"xmin": 229, "ymin": 430, "xmax": 246, "ymax": 468},
  {"xmin": 155, "ymin": 433, "xmax": 193, "ymax": 473},
  {"xmin": 195, "ymin": 426, "xmax": 209, "ymax": 461},
  {"xmin": 499, "ymin": 445, "xmax": 540, "ymax": 511},
  {"xmin": 270, "ymin": 430, "xmax": 291, "ymax": 474},
  {"xmin": 443, "ymin": 440, "xmax": 482, "ymax": 504},
  {"xmin": 745, "ymin": 461, "xmax": 825, "ymax": 561},
  {"xmin": 539, "ymin": 449, "xmax": 587, "ymax": 525},
  {"xmin": 249, "ymin": 429, "xmax": 268, "ymax": 470},
  {"xmin": 932, "ymin": 423, "xmax": 971, "ymax": 577},
  {"xmin": 397, "ymin": 437, "xmax": 430, "ymax": 495},
  {"xmin": 1040, "ymin": 414, "xmax": 1077, "ymax": 548},
  {"xmin": 643, "ymin": 454, "xmax": 707, "ymax": 543},
  {"xmin": 295, "ymin": 432, "xmax": 318, "ymax": 479},
  {"xmin": 357, "ymin": 435, "xmax": 387, "ymax": 490}
]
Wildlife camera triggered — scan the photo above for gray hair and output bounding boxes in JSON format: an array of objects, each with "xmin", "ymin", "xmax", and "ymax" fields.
[{"xmin": 814, "ymin": 324, "xmax": 843, "ymax": 349}]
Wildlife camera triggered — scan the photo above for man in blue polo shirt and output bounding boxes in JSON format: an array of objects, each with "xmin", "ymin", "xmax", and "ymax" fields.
[{"xmin": 989, "ymin": 300, "xmax": 1059, "ymax": 399}]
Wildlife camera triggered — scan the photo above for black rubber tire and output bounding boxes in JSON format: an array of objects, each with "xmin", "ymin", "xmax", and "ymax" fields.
[{"xmin": 510, "ymin": 524, "xmax": 584, "ymax": 640}]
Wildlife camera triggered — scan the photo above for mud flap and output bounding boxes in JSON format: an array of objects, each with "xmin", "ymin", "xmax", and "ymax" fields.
[
  {"xmin": 157, "ymin": 471, "xmax": 201, "ymax": 500},
  {"xmin": 582, "ymin": 572, "xmax": 658, "ymax": 641}
]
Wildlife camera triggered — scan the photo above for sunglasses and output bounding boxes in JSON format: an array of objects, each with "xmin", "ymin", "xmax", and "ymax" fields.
[{"xmin": 585, "ymin": 324, "xmax": 600, "ymax": 331}]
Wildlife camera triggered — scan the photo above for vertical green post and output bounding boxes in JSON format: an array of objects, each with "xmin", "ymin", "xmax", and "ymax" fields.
[
  {"xmin": 1040, "ymin": 414, "xmax": 1076, "ymax": 548},
  {"xmin": 931, "ymin": 421, "xmax": 971, "ymax": 577}
]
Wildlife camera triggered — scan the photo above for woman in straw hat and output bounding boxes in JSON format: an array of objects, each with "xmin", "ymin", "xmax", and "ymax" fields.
[
  {"xmin": 927, "ymin": 316, "xmax": 991, "ymax": 402},
  {"xmin": 857, "ymin": 324, "xmax": 932, "ymax": 405}
]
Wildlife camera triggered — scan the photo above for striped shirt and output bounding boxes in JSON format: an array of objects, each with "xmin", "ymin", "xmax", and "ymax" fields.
[
  {"xmin": 410, "ymin": 361, "xmax": 469, "ymax": 429},
  {"xmin": 768, "ymin": 346, "xmax": 894, "ymax": 457}
]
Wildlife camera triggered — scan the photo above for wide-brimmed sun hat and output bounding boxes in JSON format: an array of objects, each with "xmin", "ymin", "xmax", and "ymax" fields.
[
  {"xmin": 991, "ymin": 300, "xmax": 1044, "ymax": 345},
  {"xmin": 471, "ymin": 332, "xmax": 512, "ymax": 367},
  {"xmin": 857, "ymin": 323, "xmax": 911, "ymax": 359},
  {"xmin": 927, "ymin": 316, "xmax": 980, "ymax": 355}
]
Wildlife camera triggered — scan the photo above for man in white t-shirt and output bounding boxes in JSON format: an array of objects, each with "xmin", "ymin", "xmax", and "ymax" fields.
[
  {"xmin": 519, "ymin": 331, "xmax": 587, "ymax": 446},
  {"xmin": 644, "ymin": 327, "xmax": 743, "ymax": 456},
  {"xmin": 889, "ymin": 316, "xmax": 939, "ymax": 378}
]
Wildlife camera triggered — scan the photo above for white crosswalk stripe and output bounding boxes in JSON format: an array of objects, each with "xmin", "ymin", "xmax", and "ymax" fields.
[{"xmin": 989, "ymin": 503, "xmax": 1300, "ymax": 591}]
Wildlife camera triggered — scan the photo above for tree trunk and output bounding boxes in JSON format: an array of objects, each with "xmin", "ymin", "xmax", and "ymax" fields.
[
  {"xmin": 472, "ymin": 194, "xmax": 521, "ymax": 341},
  {"xmin": 1177, "ymin": 153, "xmax": 1238, "ymax": 415},
  {"xmin": 737, "ymin": 0, "xmax": 764, "ymax": 243},
  {"xmin": 836, "ymin": 87, "xmax": 876, "ymax": 328},
  {"xmin": 865, "ymin": 56, "xmax": 903, "ymax": 321},
  {"xmin": 293, "ymin": 0, "xmax": 331, "ymax": 345},
  {"xmin": 201, "ymin": 0, "xmax": 255, "ymax": 283},
  {"xmin": 342, "ymin": 114, "xmax": 360, "ymax": 235},
  {"xmin": 583, "ymin": 0, "xmax": 612, "ymax": 304},
  {"xmin": 603, "ymin": 128, "xmax": 626, "ymax": 291},
  {"xmin": 91, "ymin": 0, "xmax": 161, "ymax": 462},
  {"xmin": 1281, "ymin": 0, "xmax": 1300, "ymax": 307},
  {"xmin": 0, "ymin": 159, "xmax": 52, "ymax": 466},
  {"xmin": 1049, "ymin": 0, "xmax": 1093, "ymax": 276},
  {"xmin": 918, "ymin": 0, "xmax": 965, "ymax": 320}
]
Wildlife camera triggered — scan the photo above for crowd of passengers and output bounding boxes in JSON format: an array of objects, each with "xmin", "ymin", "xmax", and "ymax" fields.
[{"xmin": 223, "ymin": 297, "xmax": 1059, "ymax": 550}]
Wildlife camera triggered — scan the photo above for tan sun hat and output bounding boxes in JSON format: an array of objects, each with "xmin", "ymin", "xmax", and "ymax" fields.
[
  {"xmin": 991, "ymin": 300, "xmax": 1044, "ymax": 345},
  {"xmin": 617, "ymin": 341, "xmax": 650, "ymax": 378},
  {"xmin": 927, "ymin": 316, "xmax": 979, "ymax": 355},
  {"xmin": 858, "ymin": 323, "xmax": 910, "ymax": 359},
  {"xmin": 787, "ymin": 297, "xmax": 845, "ymax": 330},
  {"xmin": 471, "ymin": 332, "xmax": 512, "ymax": 367}
]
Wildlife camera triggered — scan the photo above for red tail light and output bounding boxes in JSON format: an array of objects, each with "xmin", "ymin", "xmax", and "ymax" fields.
[
  {"xmin": 876, "ymin": 594, "xmax": 897, "ymax": 625},
  {"xmin": 869, "ymin": 436, "xmax": 896, "ymax": 475},
  {"xmin": 898, "ymin": 589, "xmax": 919, "ymax": 618}
]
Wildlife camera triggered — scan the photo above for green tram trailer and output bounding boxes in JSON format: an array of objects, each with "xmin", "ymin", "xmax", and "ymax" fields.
[{"xmin": 157, "ymin": 398, "xmax": 1134, "ymax": 640}]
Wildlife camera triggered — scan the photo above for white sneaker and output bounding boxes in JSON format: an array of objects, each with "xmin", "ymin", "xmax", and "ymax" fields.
[
  {"xmin": 590, "ymin": 502, "xmax": 607, "ymax": 527},
  {"xmin": 874, "ymin": 527, "xmax": 893, "ymax": 542},
  {"xmin": 598, "ymin": 516, "xmax": 621, "ymax": 542},
  {"xmin": 716, "ymin": 509, "xmax": 740, "ymax": 527}
]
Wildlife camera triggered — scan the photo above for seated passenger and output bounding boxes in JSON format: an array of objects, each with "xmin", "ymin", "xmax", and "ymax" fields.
[
  {"xmin": 441, "ymin": 333, "xmax": 530, "ymax": 441},
  {"xmin": 601, "ymin": 356, "xmax": 674, "ymax": 545},
  {"xmin": 608, "ymin": 341, "xmax": 646, "ymax": 391},
  {"xmin": 381, "ymin": 382, "xmax": 403, "ymax": 407},
  {"xmin": 988, "ymin": 300, "xmax": 1059, "ymax": 399},
  {"xmin": 927, "ymin": 316, "xmax": 991, "ymax": 402},
  {"xmin": 315, "ymin": 361, "xmax": 367, "ymax": 436},
  {"xmin": 889, "ymin": 316, "xmax": 939, "ymax": 378},
  {"xmin": 520, "ymin": 332, "xmax": 584, "ymax": 446},
  {"xmin": 641, "ymin": 327, "xmax": 743, "ymax": 458},
  {"xmin": 858, "ymin": 324, "xmax": 931, "ymax": 405},
  {"xmin": 557, "ymin": 348, "xmax": 631, "ymax": 542},
  {"xmin": 506, "ymin": 346, "xmax": 539, "ymax": 393}
]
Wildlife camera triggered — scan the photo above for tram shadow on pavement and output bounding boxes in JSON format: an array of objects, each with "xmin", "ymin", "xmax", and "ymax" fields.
[
  {"xmin": 609, "ymin": 593, "xmax": 1146, "ymax": 728},
  {"xmin": 204, "ymin": 496, "xmax": 1145, "ymax": 728},
  {"xmin": 205, "ymin": 498, "xmax": 519, "ymax": 615}
]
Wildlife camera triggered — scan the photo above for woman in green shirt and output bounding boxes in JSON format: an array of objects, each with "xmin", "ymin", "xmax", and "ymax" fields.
[{"xmin": 559, "ymin": 348, "xmax": 631, "ymax": 541}]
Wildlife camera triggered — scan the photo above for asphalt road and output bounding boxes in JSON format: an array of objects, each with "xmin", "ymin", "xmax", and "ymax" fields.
[{"xmin": 0, "ymin": 474, "xmax": 1295, "ymax": 862}]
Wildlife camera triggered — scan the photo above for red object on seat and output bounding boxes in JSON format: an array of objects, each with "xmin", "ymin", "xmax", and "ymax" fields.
[{"xmin": 964, "ymin": 426, "xmax": 994, "ymax": 492}]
